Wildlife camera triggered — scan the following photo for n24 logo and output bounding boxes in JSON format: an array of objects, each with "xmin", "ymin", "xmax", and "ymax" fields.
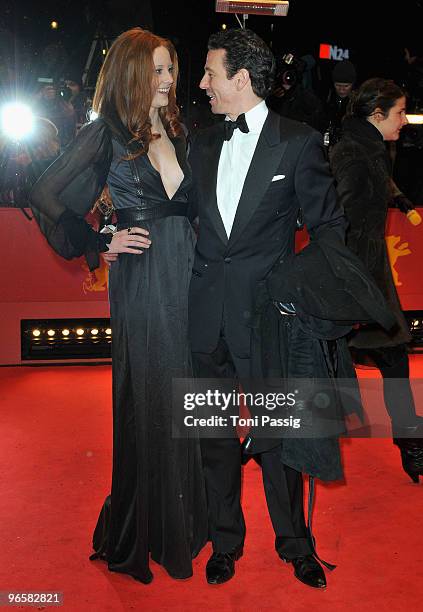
[{"xmin": 319, "ymin": 44, "xmax": 350, "ymax": 61}]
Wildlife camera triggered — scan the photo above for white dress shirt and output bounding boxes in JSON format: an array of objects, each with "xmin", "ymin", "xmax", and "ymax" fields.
[{"xmin": 217, "ymin": 100, "xmax": 268, "ymax": 238}]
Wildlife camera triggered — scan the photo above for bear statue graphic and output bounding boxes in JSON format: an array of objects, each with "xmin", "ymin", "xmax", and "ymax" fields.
[
  {"xmin": 386, "ymin": 235, "xmax": 411, "ymax": 286},
  {"xmin": 82, "ymin": 258, "xmax": 109, "ymax": 294}
]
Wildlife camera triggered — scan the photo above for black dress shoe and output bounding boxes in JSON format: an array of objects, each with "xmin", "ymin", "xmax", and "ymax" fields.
[
  {"xmin": 206, "ymin": 546, "xmax": 243, "ymax": 584},
  {"xmin": 393, "ymin": 422, "xmax": 423, "ymax": 484},
  {"xmin": 288, "ymin": 555, "xmax": 327, "ymax": 589},
  {"xmin": 240, "ymin": 436, "xmax": 262, "ymax": 466}
]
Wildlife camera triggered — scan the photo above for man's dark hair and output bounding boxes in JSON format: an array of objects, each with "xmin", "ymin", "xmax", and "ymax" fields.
[{"xmin": 208, "ymin": 28, "xmax": 275, "ymax": 99}]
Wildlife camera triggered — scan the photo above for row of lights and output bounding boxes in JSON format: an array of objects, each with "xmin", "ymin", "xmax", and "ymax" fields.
[
  {"xmin": 22, "ymin": 319, "xmax": 112, "ymax": 360},
  {"xmin": 29, "ymin": 320, "xmax": 423, "ymax": 337},
  {"xmin": 31, "ymin": 327, "xmax": 112, "ymax": 338}
]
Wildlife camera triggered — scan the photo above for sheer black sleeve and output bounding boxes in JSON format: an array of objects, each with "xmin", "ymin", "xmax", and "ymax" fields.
[{"xmin": 30, "ymin": 119, "xmax": 113, "ymax": 270}]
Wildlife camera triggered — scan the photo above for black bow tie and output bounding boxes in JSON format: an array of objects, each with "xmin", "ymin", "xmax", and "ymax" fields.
[{"xmin": 223, "ymin": 114, "xmax": 249, "ymax": 141}]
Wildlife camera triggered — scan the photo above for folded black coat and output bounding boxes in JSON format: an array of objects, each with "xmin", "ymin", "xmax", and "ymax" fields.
[
  {"xmin": 247, "ymin": 229, "xmax": 396, "ymax": 481},
  {"xmin": 266, "ymin": 228, "xmax": 396, "ymax": 336}
]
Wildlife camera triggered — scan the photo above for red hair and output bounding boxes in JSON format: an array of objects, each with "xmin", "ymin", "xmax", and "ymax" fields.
[{"xmin": 92, "ymin": 27, "xmax": 181, "ymax": 157}]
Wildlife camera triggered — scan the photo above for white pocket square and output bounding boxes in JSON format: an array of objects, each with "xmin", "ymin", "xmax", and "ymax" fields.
[{"xmin": 272, "ymin": 174, "xmax": 286, "ymax": 182}]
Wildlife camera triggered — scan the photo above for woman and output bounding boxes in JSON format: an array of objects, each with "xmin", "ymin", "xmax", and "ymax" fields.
[
  {"xmin": 330, "ymin": 78, "xmax": 423, "ymax": 483},
  {"xmin": 30, "ymin": 28, "xmax": 207, "ymax": 582}
]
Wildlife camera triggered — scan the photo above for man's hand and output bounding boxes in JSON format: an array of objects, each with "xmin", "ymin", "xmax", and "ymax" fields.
[{"xmin": 107, "ymin": 227, "xmax": 151, "ymax": 254}]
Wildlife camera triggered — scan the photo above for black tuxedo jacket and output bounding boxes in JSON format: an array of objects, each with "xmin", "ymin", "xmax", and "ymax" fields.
[{"xmin": 188, "ymin": 109, "xmax": 345, "ymax": 357}]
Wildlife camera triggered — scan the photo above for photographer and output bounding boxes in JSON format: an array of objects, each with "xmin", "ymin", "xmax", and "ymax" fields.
[
  {"xmin": 32, "ymin": 80, "xmax": 77, "ymax": 148},
  {"xmin": 267, "ymin": 53, "xmax": 326, "ymax": 133},
  {"xmin": 0, "ymin": 116, "xmax": 60, "ymax": 207},
  {"xmin": 324, "ymin": 60, "xmax": 357, "ymax": 149},
  {"xmin": 63, "ymin": 76, "xmax": 90, "ymax": 129}
]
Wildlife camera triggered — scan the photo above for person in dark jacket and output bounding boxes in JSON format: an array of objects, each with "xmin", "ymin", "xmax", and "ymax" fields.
[
  {"xmin": 330, "ymin": 78, "xmax": 423, "ymax": 483},
  {"xmin": 324, "ymin": 60, "xmax": 357, "ymax": 149},
  {"xmin": 267, "ymin": 53, "xmax": 326, "ymax": 133},
  {"xmin": 32, "ymin": 82, "xmax": 77, "ymax": 148}
]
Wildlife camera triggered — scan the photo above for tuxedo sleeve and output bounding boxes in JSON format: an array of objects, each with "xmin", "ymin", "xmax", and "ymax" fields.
[
  {"xmin": 30, "ymin": 119, "xmax": 113, "ymax": 270},
  {"xmin": 294, "ymin": 130, "xmax": 346, "ymax": 240}
]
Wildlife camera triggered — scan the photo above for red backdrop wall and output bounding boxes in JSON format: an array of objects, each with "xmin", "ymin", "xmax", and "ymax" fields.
[{"xmin": 1, "ymin": 207, "xmax": 422, "ymax": 365}]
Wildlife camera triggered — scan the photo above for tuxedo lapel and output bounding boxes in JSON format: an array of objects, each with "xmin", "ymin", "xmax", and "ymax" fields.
[
  {"xmin": 228, "ymin": 111, "xmax": 287, "ymax": 249},
  {"xmin": 201, "ymin": 124, "xmax": 228, "ymax": 245}
]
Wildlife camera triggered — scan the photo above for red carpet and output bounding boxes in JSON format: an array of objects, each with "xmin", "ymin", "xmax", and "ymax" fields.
[{"xmin": 0, "ymin": 358, "xmax": 422, "ymax": 611}]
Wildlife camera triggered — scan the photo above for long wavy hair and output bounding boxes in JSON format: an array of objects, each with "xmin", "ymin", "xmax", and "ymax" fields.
[{"xmin": 92, "ymin": 27, "xmax": 181, "ymax": 158}]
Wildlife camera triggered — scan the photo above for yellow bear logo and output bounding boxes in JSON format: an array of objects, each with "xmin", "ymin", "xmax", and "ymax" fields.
[
  {"xmin": 386, "ymin": 235, "xmax": 411, "ymax": 286},
  {"xmin": 82, "ymin": 258, "xmax": 109, "ymax": 293}
]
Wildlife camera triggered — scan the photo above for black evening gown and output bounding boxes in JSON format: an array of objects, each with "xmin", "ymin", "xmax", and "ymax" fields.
[
  {"xmin": 91, "ymin": 138, "xmax": 208, "ymax": 583},
  {"xmin": 29, "ymin": 120, "xmax": 208, "ymax": 584}
]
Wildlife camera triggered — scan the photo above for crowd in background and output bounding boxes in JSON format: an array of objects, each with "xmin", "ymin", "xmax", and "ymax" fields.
[{"xmin": 1, "ymin": 44, "xmax": 423, "ymax": 208}]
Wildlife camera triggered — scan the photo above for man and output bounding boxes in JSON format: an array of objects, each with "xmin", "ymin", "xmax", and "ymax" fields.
[
  {"xmin": 324, "ymin": 59, "xmax": 357, "ymax": 148},
  {"xmin": 188, "ymin": 29, "xmax": 346, "ymax": 589},
  {"xmin": 267, "ymin": 52, "xmax": 326, "ymax": 133},
  {"xmin": 64, "ymin": 76, "xmax": 90, "ymax": 129},
  {"xmin": 33, "ymin": 81, "xmax": 77, "ymax": 148}
]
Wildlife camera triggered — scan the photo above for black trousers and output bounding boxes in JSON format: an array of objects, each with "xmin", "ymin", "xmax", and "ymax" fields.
[
  {"xmin": 361, "ymin": 345, "xmax": 418, "ymax": 428},
  {"xmin": 192, "ymin": 336, "xmax": 312, "ymax": 559}
]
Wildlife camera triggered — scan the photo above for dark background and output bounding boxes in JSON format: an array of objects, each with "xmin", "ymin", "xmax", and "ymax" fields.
[{"xmin": 1, "ymin": 0, "xmax": 422, "ymax": 100}]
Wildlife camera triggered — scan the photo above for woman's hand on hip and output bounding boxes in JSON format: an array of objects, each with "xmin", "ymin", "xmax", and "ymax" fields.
[{"xmin": 107, "ymin": 227, "xmax": 151, "ymax": 254}]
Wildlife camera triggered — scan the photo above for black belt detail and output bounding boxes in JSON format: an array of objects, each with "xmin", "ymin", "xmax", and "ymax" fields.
[{"xmin": 116, "ymin": 202, "xmax": 188, "ymax": 224}]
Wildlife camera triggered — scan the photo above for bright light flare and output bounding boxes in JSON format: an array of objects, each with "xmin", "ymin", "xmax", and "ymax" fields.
[
  {"xmin": 406, "ymin": 114, "xmax": 423, "ymax": 125},
  {"xmin": 1, "ymin": 103, "xmax": 34, "ymax": 141}
]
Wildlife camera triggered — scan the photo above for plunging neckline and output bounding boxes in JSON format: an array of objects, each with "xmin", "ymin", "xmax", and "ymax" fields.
[{"xmin": 146, "ymin": 146, "xmax": 185, "ymax": 201}]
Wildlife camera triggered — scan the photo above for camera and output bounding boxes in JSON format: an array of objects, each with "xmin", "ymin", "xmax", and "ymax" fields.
[
  {"xmin": 57, "ymin": 79, "xmax": 72, "ymax": 102},
  {"xmin": 277, "ymin": 53, "xmax": 305, "ymax": 88}
]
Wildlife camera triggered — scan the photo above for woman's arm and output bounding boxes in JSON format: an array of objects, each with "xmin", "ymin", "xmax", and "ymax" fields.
[{"xmin": 30, "ymin": 119, "xmax": 113, "ymax": 270}]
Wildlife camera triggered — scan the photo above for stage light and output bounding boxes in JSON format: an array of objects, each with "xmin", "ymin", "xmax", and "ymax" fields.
[
  {"xmin": 88, "ymin": 110, "xmax": 98, "ymax": 121},
  {"xmin": 51, "ymin": 21, "xmax": 59, "ymax": 30},
  {"xmin": 222, "ymin": 23, "xmax": 227, "ymax": 29},
  {"xmin": 406, "ymin": 114, "xmax": 423, "ymax": 125},
  {"xmin": 216, "ymin": 0, "xmax": 289, "ymax": 17},
  {"xmin": 1, "ymin": 102, "xmax": 34, "ymax": 141},
  {"xmin": 102, "ymin": 49, "xmax": 107, "ymax": 56},
  {"xmin": 22, "ymin": 319, "xmax": 113, "ymax": 360},
  {"xmin": 403, "ymin": 312, "xmax": 423, "ymax": 349}
]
